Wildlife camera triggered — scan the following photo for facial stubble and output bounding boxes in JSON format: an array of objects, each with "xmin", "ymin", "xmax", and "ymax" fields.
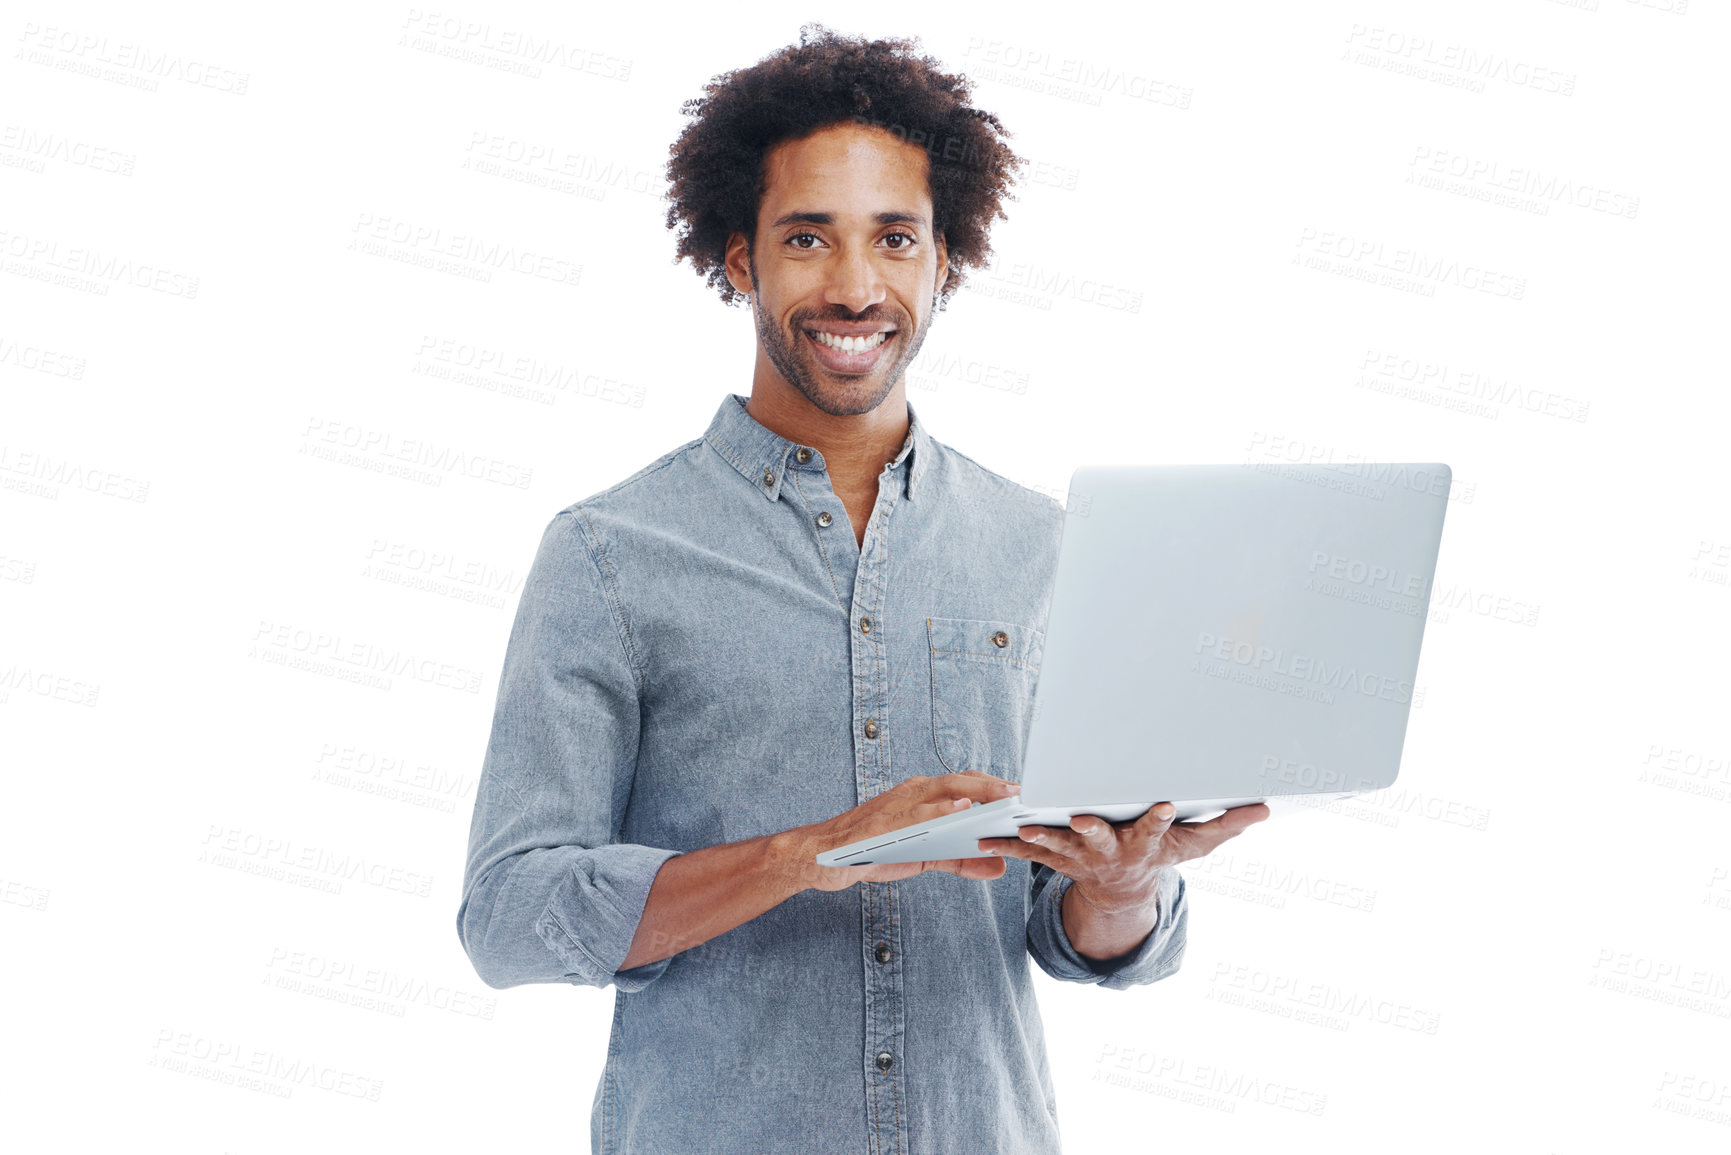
[{"xmin": 746, "ymin": 252, "xmax": 935, "ymax": 418}]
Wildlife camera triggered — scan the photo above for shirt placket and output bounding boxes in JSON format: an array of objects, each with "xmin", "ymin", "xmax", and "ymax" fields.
[{"xmin": 850, "ymin": 458, "xmax": 908, "ymax": 1155}]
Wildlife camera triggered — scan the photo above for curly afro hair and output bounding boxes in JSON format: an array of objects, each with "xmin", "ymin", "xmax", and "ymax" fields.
[{"xmin": 664, "ymin": 23, "xmax": 1025, "ymax": 309}]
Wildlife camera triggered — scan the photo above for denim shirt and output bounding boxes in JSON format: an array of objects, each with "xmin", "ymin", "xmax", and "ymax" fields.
[{"xmin": 457, "ymin": 392, "xmax": 1188, "ymax": 1154}]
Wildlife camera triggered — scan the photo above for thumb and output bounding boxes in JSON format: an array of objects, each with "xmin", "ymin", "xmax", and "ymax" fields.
[{"xmin": 931, "ymin": 856, "xmax": 1008, "ymax": 881}]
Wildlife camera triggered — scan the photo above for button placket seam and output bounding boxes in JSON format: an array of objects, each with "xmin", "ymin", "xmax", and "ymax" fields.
[
  {"xmin": 857, "ymin": 473, "xmax": 903, "ymax": 1155},
  {"xmin": 875, "ymin": 489, "xmax": 908, "ymax": 1155},
  {"xmin": 865, "ymin": 877, "xmax": 891, "ymax": 1153},
  {"xmin": 886, "ymin": 875, "xmax": 908, "ymax": 1155},
  {"xmin": 852, "ymin": 492, "xmax": 886, "ymax": 1155},
  {"xmin": 866, "ymin": 483, "xmax": 899, "ymax": 790},
  {"xmin": 865, "ymin": 907, "xmax": 893, "ymax": 1149},
  {"xmin": 786, "ymin": 469, "xmax": 848, "ymax": 616}
]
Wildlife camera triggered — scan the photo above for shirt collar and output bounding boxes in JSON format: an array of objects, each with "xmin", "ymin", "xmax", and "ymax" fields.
[{"xmin": 704, "ymin": 392, "xmax": 929, "ymax": 503}]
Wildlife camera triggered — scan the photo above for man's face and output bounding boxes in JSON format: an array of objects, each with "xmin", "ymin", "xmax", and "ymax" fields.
[{"xmin": 725, "ymin": 123, "xmax": 949, "ymax": 417}]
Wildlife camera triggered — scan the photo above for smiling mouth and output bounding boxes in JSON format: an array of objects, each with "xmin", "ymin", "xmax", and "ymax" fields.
[
  {"xmin": 805, "ymin": 329, "xmax": 894, "ymax": 353},
  {"xmin": 802, "ymin": 327, "xmax": 897, "ymax": 373}
]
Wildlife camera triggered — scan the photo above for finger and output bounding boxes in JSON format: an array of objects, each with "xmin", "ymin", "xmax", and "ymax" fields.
[
  {"xmin": 1015, "ymin": 822, "xmax": 1089, "ymax": 861},
  {"xmin": 932, "ymin": 793, "xmax": 1020, "ymax": 823},
  {"xmin": 1172, "ymin": 802, "xmax": 1270, "ymax": 838},
  {"xmin": 978, "ymin": 820, "xmax": 1093, "ymax": 852},
  {"xmin": 838, "ymin": 860, "xmax": 921, "ymax": 885},
  {"xmin": 1132, "ymin": 802, "xmax": 1178, "ymax": 839},
  {"xmin": 913, "ymin": 772, "xmax": 1017, "ymax": 810},
  {"xmin": 920, "ymin": 794, "xmax": 988, "ymax": 821},
  {"xmin": 1068, "ymin": 815, "xmax": 1120, "ymax": 851},
  {"xmin": 932, "ymin": 855, "xmax": 1008, "ymax": 881},
  {"xmin": 931, "ymin": 771, "xmax": 1022, "ymax": 804},
  {"xmin": 982, "ymin": 830, "xmax": 1072, "ymax": 871},
  {"xmin": 1164, "ymin": 804, "xmax": 1270, "ymax": 858}
]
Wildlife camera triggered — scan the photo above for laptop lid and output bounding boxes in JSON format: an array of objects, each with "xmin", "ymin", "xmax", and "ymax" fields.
[{"xmin": 1017, "ymin": 462, "xmax": 1452, "ymax": 809}]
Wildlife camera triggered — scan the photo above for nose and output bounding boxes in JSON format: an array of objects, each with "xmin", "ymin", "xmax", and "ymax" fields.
[{"xmin": 823, "ymin": 242, "xmax": 887, "ymax": 315}]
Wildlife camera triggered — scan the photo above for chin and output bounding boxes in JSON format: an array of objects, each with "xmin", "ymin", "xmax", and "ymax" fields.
[{"xmin": 798, "ymin": 375, "xmax": 895, "ymax": 417}]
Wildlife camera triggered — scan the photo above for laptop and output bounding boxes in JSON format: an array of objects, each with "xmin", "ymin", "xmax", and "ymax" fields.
[{"xmin": 814, "ymin": 461, "xmax": 1453, "ymax": 867}]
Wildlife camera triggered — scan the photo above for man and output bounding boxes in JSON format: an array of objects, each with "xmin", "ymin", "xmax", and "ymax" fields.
[{"xmin": 457, "ymin": 25, "xmax": 1268, "ymax": 1154}]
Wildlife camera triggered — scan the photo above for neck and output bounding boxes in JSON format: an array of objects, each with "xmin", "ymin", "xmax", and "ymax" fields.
[{"xmin": 744, "ymin": 380, "xmax": 909, "ymax": 496}]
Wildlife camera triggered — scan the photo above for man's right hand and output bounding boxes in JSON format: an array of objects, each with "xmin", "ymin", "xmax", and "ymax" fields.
[{"xmin": 782, "ymin": 770, "xmax": 1022, "ymax": 893}]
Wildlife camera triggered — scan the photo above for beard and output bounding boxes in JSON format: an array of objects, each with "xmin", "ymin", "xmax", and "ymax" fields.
[{"xmin": 749, "ymin": 264, "xmax": 935, "ymax": 417}]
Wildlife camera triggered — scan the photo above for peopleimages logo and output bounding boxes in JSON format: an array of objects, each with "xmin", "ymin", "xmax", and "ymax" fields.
[
  {"xmin": 1307, "ymin": 550, "xmax": 1432, "ymax": 599},
  {"xmin": 1257, "ymin": 755, "xmax": 1381, "ymax": 794},
  {"xmin": 1193, "ymin": 632, "xmax": 1413, "ymax": 705}
]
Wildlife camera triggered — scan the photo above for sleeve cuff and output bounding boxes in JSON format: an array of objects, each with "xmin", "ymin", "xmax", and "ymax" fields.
[
  {"xmin": 534, "ymin": 844, "xmax": 684, "ymax": 992},
  {"xmin": 1027, "ymin": 866, "xmax": 1187, "ymax": 990}
]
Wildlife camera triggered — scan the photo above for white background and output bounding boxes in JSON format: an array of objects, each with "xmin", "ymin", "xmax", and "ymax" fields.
[{"xmin": 4, "ymin": 1, "xmax": 1728, "ymax": 1151}]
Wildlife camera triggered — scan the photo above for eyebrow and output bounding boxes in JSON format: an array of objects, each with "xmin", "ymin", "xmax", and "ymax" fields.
[{"xmin": 769, "ymin": 211, "xmax": 929, "ymax": 229}]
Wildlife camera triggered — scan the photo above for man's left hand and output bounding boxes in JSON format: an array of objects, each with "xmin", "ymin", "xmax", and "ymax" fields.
[{"xmin": 976, "ymin": 801, "xmax": 1271, "ymax": 907}]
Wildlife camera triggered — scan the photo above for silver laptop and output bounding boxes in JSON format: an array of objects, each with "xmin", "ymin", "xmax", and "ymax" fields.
[{"xmin": 814, "ymin": 461, "xmax": 1453, "ymax": 867}]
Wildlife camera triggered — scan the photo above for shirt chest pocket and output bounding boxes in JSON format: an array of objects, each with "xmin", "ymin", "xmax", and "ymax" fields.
[{"xmin": 926, "ymin": 615, "xmax": 1046, "ymax": 781}]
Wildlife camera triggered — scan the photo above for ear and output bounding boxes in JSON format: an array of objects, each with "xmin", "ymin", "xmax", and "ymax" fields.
[
  {"xmin": 724, "ymin": 232, "xmax": 755, "ymax": 298},
  {"xmin": 934, "ymin": 232, "xmax": 949, "ymax": 298}
]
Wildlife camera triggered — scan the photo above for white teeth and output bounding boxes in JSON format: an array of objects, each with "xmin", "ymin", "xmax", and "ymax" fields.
[{"xmin": 810, "ymin": 330, "xmax": 889, "ymax": 353}]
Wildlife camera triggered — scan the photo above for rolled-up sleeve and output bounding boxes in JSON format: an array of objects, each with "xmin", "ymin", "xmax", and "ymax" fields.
[
  {"xmin": 457, "ymin": 508, "xmax": 683, "ymax": 992},
  {"xmin": 1026, "ymin": 862, "xmax": 1186, "ymax": 990}
]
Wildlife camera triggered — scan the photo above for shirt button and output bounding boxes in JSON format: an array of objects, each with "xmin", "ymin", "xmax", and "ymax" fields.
[
  {"xmin": 991, "ymin": 630, "xmax": 1009, "ymax": 648},
  {"xmin": 864, "ymin": 718, "xmax": 879, "ymax": 739},
  {"xmin": 876, "ymin": 1052, "xmax": 894, "ymax": 1072},
  {"xmin": 875, "ymin": 942, "xmax": 892, "ymax": 964},
  {"xmin": 860, "ymin": 616, "xmax": 872, "ymax": 635},
  {"xmin": 817, "ymin": 511, "xmax": 833, "ymax": 527},
  {"xmin": 762, "ymin": 468, "xmax": 774, "ymax": 486},
  {"xmin": 795, "ymin": 448, "xmax": 812, "ymax": 463}
]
